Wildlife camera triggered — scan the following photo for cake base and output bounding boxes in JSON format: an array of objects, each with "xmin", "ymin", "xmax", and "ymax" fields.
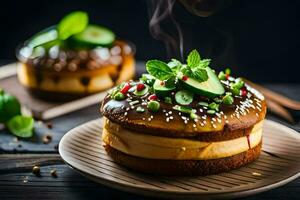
[{"xmin": 104, "ymin": 142, "xmax": 262, "ymax": 176}]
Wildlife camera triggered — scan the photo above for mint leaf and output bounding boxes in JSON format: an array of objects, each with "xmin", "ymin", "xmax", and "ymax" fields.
[
  {"xmin": 199, "ymin": 59, "xmax": 211, "ymax": 68},
  {"xmin": 0, "ymin": 94, "xmax": 21, "ymax": 123},
  {"xmin": 58, "ymin": 11, "xmax": 88, "ymax": 40},
  {"xmin": 187, "ymin": 49, "xmax": 201, "ymax": 68},
  {"xmin": 167, "ymin": 59, "xmax": 182, "ymax": 72},
  {"xmin": 191, "ymin": 67, "xmax": 208, "ymax": 82},
  {"xmin": 7, "ymin": 115, "xmax": 34, "ymax": 138},
  {"xmin": 146, "ymin": 60, "xmax": 174, "ymax": 80}
]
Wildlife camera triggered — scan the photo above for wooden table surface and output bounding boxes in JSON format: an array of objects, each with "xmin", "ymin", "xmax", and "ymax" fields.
[{"xmin": 0, "ymin": 82, "xmax": 299, "ymax": 200}]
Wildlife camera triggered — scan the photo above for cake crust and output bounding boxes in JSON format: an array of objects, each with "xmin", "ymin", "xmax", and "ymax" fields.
[{"xmin": 104, "ymin": 142, "xmax": 262, "ymax": 176}]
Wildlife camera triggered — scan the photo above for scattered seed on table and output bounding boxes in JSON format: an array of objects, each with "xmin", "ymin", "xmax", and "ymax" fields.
[
  {"xmin": 50, "ymin": 169, "xmax": 57, "ymax": 178},
  {"xmin": 42, "ymin": 134, "xmax": 52, "ymax": 144},
  {"xmin": 32, "ymin": 165, "xmax": 40, "ymax": 176}
]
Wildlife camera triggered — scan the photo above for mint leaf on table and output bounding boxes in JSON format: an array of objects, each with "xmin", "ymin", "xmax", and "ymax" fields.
[
  {"xmin": 58, "ymin": 11, "xmax": 88, "ymax": 40},
  {"xmin": 0, "ymin": 94, "xmax": 21, "ymax": 123},
  {"xmin": 7, "ymin": 115, "xmax": 34, "ymax": 138},
  {"xmin": 146, "ymin": 60, "xmax": 175, "ymax": 80},
  {"xmin": 187, "ymin": 49, "xmax": 201, "ymax": 68}
]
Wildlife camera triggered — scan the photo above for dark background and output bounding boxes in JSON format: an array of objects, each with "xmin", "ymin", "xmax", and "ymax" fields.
[{"xmin": 1, "ymin": 0, "xmax": 300, "ymax": 82}]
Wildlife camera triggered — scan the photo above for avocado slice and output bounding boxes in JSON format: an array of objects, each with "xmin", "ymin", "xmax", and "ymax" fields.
[
  {"xmin": 180, "ymin": 67, "xmax": 225, "ymax": 98},
  {"xmin": 153, "ymin": 79, "xmax": 175, "ymax": 96}
]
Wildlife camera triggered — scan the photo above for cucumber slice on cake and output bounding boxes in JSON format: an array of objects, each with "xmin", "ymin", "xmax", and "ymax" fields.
[
  {"xmin": 72, "ymin": 25, "xmax": 115, "ymax": 48},
  {"xmin": 27, "ymin": 26, "xmax": 58, "ymax": 48},
  {"xmin": 153, "ymin": 79, "xmax": 175, "ymax": 96},
  {"xmin": 180, "ymin": 67, "xmax": 225, "ymax": 98}
]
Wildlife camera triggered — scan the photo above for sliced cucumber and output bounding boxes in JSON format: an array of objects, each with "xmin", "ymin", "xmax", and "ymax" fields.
[
  {"xmin": 175, "ymin": 90, "xmax": 193, "ymax": 105},
  {"xmin": 153, "ymin": 79, "xmax": 175, "ymax": 96},
  {"xmin": 72, "ymin": 25, "xmax": 115, "ymax": 48},
  {"xmin": 27, "ymin": 26, "xmax": 59, "ymax": 48},
  {"xmin": 181, "ymin": 67, "xmax": 225, "ymax": 98}
]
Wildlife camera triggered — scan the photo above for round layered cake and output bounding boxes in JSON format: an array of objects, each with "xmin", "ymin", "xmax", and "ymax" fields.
[
  {"xmin": 100, "ymin": 50, "xmax": 266, "ymax": 176},
  {"xmin": 16, "ymin": 12, "xmax": 135, "ymax": 101}
]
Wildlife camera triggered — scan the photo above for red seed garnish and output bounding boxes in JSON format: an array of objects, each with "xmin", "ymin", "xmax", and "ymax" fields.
[
  {"xmin": 225, "ymin": 74, "xmax": 230, "ymax": 80},
  {"xmin": 136, "ymin": 83, "xmax": 145, "ymax": 91},
  {"xmin": 160, "ymin": 81, "xmax": 165, "ymax": 86},
  {"xmin": 148, "ymin": 94, "xmax": 157, "ymax": 101},
  {"xmin": 120, "ymin": 83, "xmax": 131, "ymax": 94},
  {"xmin": 182, "ymin": 75, "xmax": 188, "ymax": 81},
  {"xmin": 241, "ymin": 88, "xmax": 247, "ymax": 96}
]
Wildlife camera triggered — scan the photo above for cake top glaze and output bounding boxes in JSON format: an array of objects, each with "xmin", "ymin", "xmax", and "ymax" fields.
[{"xmin": 101, "ymin": 50, "xmax": 266, "ymax": 141}]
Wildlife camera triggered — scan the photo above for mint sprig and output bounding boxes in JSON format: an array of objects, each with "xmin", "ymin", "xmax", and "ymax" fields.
[
  {"xmin": 187, "ymin": 49, "xmax": 201, "ymax": 68},
  {"xmin": 146, "ymin": 60, "xmax": 175, "ymax": 80},
  {"xmin": 184, "ymin": 50, "xmax": 211, "ymax": 82}
]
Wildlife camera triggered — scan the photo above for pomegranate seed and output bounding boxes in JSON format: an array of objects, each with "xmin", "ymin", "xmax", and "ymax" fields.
[
  {"xmin": 120, "ymin": 83, "xmax": 131, "ymax": 94},
  {"xmin": 148, "ymin": 94, "xmax": 157, "ymax": 101},
  {"xmin": 182, "ymin": 75, "xmax": 188, "ymax": 81},
  {"xmin": 225, "ymin": 74, "xmax": 230, "ymax": 80},
  {"xmin": 160, "ymin": 81, "xmax": 165, "ymax": 86},
  {"xmin": 241, "ymin": 88, "xmax": 247, "ymax": 96},
  {"xmin": 136, "ymin": 83, "xmax": 145, "ymax": 91}
]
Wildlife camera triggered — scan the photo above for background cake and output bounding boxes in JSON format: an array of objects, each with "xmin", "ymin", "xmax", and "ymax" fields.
[{"xmin": 16, "ymin": 11, "xmax": 135, "ymax": 101}]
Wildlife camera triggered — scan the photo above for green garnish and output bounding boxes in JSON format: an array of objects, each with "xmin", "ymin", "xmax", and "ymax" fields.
[
  {"xmin": 175, "ymin": 90, "xmax": 193, "ymax": 105},
  {"xmin": 187, "ymin": 49, "xmax": 201, "ymax": 68},
  {"xmin": 222, "ymin": 94, "xmax": 234, "ymax": 105},
  {"xmin": 7, "ymin": 115, "xmax": 34, "ymax": 138},
  {"xmin": 231, "ymin": 87, "xmax": 240, "ymax": 96},
  {"xmin": 134, "ymin": 86, "xmax": 149, "ymax": 96},
  {"xmin": 225, "ymin": 68, "xmax": 231, "ymax": 75},
  {"xmin": 213, "ymin": 98, "xmax": 222, "ymax": 103},
  {"xmin": 208, "ymin": 102, "xmax": 219, "ymax": 111},
  {"xmin": 113, "ymin": 92, "xmax": 125, "ymax": 101},
  {"xmin": 190, "ymin": 112, "xmax": 199, "ymax": 120},
  {"xmin": 0, "ymin": 90, "xmax": 35, "ymax": 138},
  {"xmin": 146, "ymin": 60, "xmax": 175, "ymax": 81},
  {"xmin": 173, "ymin": 105, "xmax": 193, "ymax": 114},
  {"xmin": 28, "ymin": 27, "xmax": 58, "ymax": 48},
  {"xmin": 0, "ymin": 93, "xmax": 21, "ymax": 123},
  {"xmin": 184, "ymin": 49, "xmax": 211, "ymax": 82},
  {"xmin": 136, "ymin": 106, "xmax": 145, "ymax": 113},
  {"xmin": 164, "ymin": 97, "xmax": 172, "ymax": 104},
  {"xmin": 207, "ymin": 110, "xmax": 216, "ymax": 115},
  {"xmin": 167, "ymin": 59, "xmax": 182, "ymax": 72},
  {"xmin": 218, "ymin": 71, "xmax": 226, "ymax": 80},
  {"xmin": 147, "ymin": 101, "xmax": 160, "ymax": 112},
  {"xmin": 230, "ymin": 79, "xmax": 244, "ymax": 96},
  {"xmin": 197, "ymin": 101, "xmax": 209, "ymax": 107},
  {"xmin": 57, "ymin": 11, "xmax": 88, "ymax": 40},
  {"xmin": 140, "ymin": 74, "xmax": 155, "ymax": 86}
]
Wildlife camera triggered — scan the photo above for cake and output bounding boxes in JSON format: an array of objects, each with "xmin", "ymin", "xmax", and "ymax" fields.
[
  {"xmin": 16, "ymin": 11, "xmax": 135, "ymax": 101},
  {"xmin": 100, "ymin": 49, "xmax": 266, "ymax": 176}
]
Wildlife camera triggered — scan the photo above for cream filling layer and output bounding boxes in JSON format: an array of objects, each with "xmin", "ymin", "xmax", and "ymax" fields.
[{"xmin": 102, "ymin": 119, "xmax": 263, "ymax": 160}]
